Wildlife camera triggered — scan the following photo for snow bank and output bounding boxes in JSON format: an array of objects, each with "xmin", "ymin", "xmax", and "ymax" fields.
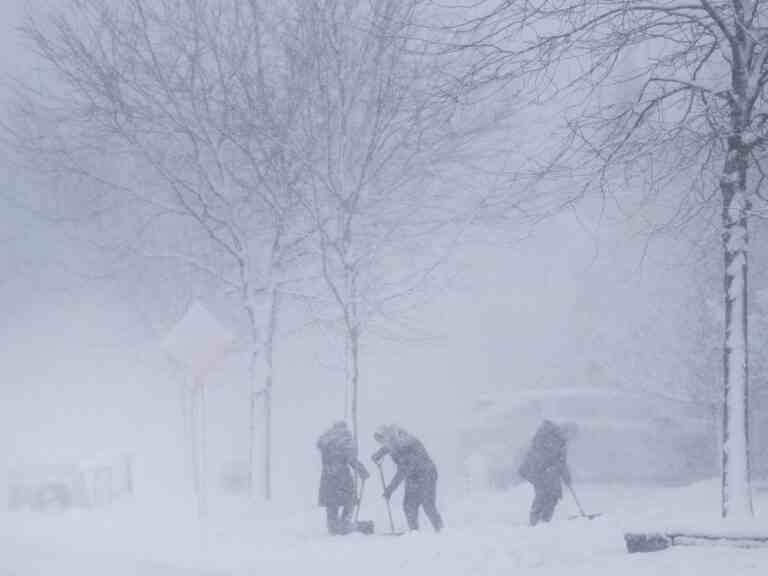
[{"xmin": 2, "ymin": 482, "xmax": 767, "ymax": 576}]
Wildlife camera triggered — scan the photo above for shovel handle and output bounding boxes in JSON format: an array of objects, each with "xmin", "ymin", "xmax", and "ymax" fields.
[
  {"xmin": 567, "ymin": 483, "xmax": 586, "ymax": 517},
  {"xmin": 376, "ymin": 461, "xmax": 396, "ymax": 533}
]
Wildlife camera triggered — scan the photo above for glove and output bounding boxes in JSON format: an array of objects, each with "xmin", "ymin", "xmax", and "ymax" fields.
[
  {"xmin": 383, "ymin": 485, "xmax": 393, "ymax": 500},
  {"xmin": 372, "ymin": 448, "xmax": 387, "ymax": 464},
  {"xmin": 359, "ymin": 468, "xmax": 370, "ymax": 481}
]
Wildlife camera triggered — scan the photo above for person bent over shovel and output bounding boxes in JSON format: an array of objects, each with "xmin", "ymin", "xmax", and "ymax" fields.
[
  {"xmin": 372, "ymin": 425, "xmax": 443, "ymax": 532},
  {"xmin": 317, "ymin": 421, "xmax": 370, "ymax": 535}
]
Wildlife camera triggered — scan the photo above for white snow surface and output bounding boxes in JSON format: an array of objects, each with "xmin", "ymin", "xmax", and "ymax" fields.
[{"xmin": 2, "ymin": 480, "xmax": 767, "ymax": 576}]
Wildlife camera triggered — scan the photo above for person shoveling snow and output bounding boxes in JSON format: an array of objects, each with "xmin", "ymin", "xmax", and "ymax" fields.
[
  {"xmin": 372, "ymin": 425, "xmax": 444, "ymax": 533},
  {"xmin": 519, "ymin": 420, "xmax": 590, "ymax": 525},
  {"xmin": 317, "ymin": 421, "xmax": 373, "ymax": 535}
]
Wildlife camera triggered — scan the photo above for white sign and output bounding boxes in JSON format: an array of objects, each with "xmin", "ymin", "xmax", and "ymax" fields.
[{"xmin": 162, "ymin": 300, "xmax": 234, "ymax": 377}]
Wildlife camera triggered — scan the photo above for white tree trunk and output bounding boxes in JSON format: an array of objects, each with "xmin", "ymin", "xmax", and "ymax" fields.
[
  {"xmin": 247, "ymin": 352, "xmax": 258, "ymax": 497},
  {"xmin": 349, "ymin": 325, "xmax": 360, "ymax": 447},
  {"xmin": 720, "ymin": 144, "xmax": 753, "ymax": 518},
  {"xmin": 245, "ymin": 277, "xmax": 280, "ymax": 501},
  {"xmin": 262, "ymin": 286, "xmax": 280, "ymax": 501}
]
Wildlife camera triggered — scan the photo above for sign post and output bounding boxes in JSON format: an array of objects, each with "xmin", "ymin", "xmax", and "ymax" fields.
[{"xmin": 162, "ymin": 301, "xmax": 233, "ymax": 517}]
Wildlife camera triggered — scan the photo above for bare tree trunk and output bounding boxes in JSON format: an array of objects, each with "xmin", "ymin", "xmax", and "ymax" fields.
[
  {"xmin": 263, "ymin": 384, "xmax": 272, "ymax": 500},
  {"xmin": 263, "ymin": 286, "xmax": 280, "ymax": 501},
  {"xmin": 350, "ymin": 325, "xmax": 360, "ymax": 447},
  {"xmin": 248, "ymin": 360, "xmax": 258, "ymax": 497},
  {"xmin": 244, "ymin": 262, "xmax": 281, "ymax": 501},
  {"xmin": 720, "ymin": 137, "xmax": 753, "ymax": 518},
  {"xmin": 246, "ymin": 294, "xmax": 261, "ymax": 499},
  {"xmin": 245, "ymin": 304, "xmax": 278, "ymax": 500},
  {"xmin": 245, "ymin": 288, "xmax": 266, "ymax": 500},
  {"xmin": 348, "ymin": 271, "xmax": 360, "ymax": 448}
]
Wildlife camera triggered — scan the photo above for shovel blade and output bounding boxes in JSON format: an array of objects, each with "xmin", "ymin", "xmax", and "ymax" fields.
[
  {"xmin": 355, "ymin": 520, "xmax": 375, "ymax": 535},
  {"xmin": 568, "ymin": 513, "xmax": 602, "ymax": 520}
]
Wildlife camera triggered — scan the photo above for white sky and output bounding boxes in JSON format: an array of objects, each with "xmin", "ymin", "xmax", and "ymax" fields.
[{"xmin": 0, "ymin": 0, "xmax": 722, "ymax": 505}]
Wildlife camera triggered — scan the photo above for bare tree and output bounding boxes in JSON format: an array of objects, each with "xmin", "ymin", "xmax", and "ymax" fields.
[
  {"xmin": 11, "ymin": 0, "xmax": 313, "ymax": 501},
  {"xmin": 285, "ymin": 0, "xmax": 471, "ymax": 445},
  {"xmin": 447, "ymin": 0, "xmax": 768, "ymax": 517},
  {"xmin": 9, "ymin": 0, "xmax": 491, "ymax": 496}
]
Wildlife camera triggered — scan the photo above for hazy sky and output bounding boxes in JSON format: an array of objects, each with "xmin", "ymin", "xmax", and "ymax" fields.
[{"xmin": 0, "ymin": 0, "xmax": 718, "ymax": 506}]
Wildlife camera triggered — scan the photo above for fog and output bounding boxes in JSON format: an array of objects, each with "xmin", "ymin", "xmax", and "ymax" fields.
[
  {"xmin": 1, "ymin": 1, "xmax": 766, "ymax": 575},
  {"xmin": 0, "ymin": 172, "xmax": 706, "ymax": 503}
]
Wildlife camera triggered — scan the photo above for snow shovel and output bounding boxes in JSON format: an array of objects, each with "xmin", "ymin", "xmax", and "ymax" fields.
[
  {"xmin": 376, "ymin": 461, "xmax": 403, "ymax": 535},
  {"xmin": 567, "ymin": 484, "xmax": 602, "ymax": 520},
  {"xmin": 353, "ymin": 476, "xmax": 374, "ymax": 535}
]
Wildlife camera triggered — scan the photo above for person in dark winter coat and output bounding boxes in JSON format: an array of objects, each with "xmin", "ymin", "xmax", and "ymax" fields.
[
  {"xmin": 518, "ymin": 420, "xmax": 574, "ymax": 526},
  {"xmin": 317, "ymin": 421, "xmax": 370, "ymax": 535},
  {"xmin": 372, "ymin": 425, "xmax": 443, "ymax": 532}
]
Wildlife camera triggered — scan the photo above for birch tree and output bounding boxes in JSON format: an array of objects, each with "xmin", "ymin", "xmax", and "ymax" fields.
[
  {"xmin": 12, "ymin": 0, "xmax": 311, "ymax": 500},
  {"xmin": 448, "ymin": 0, "xmax": 768, "ymax": 517}
]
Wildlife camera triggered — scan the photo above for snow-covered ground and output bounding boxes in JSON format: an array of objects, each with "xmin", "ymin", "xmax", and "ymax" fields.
[{"xmin": 2, "ymin": 480, "xmax": 767, "ymax": 576}]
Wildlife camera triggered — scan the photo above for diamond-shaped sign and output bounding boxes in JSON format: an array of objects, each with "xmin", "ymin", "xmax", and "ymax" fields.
[{"xmin": 162, "ymin": 300, "xmax": 234, "ymax": 376}]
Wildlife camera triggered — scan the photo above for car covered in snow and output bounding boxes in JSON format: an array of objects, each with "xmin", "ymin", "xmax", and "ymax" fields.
[
  {"xmin": 6, "ymin": 452, "xmax": 134, "ymax": 511},
  {"xmin": 457, "ymin": 387, "xmax": 720, "ymax": 490}
]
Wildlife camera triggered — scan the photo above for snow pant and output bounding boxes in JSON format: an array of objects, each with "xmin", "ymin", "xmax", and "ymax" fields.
[
  {"xmin": 529, "ymin": 481, "xmax": 561, "ymax": 526},
  {"xmin": 403, "ymin": 468, "xmax": 443, "ymax": 532},
  {"xmin": 325, "ymin": 502, "xmax": 354, "ymax": 535}
]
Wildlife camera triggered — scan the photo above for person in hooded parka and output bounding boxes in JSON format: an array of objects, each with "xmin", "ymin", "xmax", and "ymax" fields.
[
  {"xmin": 372, "ymin": 425, "xmax": 443, "ymax": 532},
  {"xmin": 518, "ymin": 419, "xmax": 573, "ymax": 526},
  {"xmin": 317, "ymin": 421, "xmax": 370, "ymax": 535}
]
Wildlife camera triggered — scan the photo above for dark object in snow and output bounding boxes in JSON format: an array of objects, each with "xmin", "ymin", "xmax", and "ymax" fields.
[
  {"xmin": 519, "ymin": 420, "xmax": 574, "ymax": 526},
  {"xmin": 372, "ymin": 425, "xmax": 444, "ymax": 532},
  {"xmin": 317, "ymin": 421, "xmax": 370, "ymax": 535},
  {"xmin": 625, "ymin": 531, "xmax": 768, "ymax": 553},
  {"xmin": 324, "ymin": 518, "xmax": 375, "ymax": 536},
  {"xmin": 625, "ymin": 533, "xmax": 672, "ymax": 553},
  {"xmin": 355, "ymin": 520, "xmax": 375, "ymax": 535}
]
